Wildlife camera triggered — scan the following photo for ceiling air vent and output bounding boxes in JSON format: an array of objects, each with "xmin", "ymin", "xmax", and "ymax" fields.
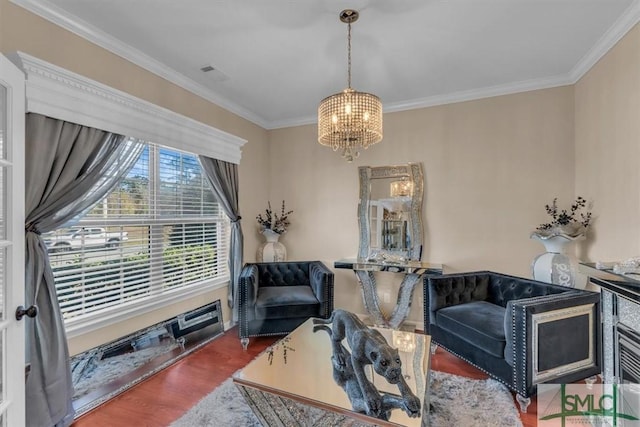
[{"xmin": 200, "ymin": 65, "xmax": 229, "ymax": 82}]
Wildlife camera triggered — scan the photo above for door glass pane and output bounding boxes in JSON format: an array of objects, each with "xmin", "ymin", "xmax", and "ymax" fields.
[
  {"xmin": 0, "ymin": 85, "xmax": 5, "ymax": 160},
  {"xmin": 0, "ymin": 85, "xmax": 5, "ymax": 323},
  {"xmin": 0, "ymin": 84, "xmax": 6, "ymax": 321},
  {"xmin": 0, "ymin": 168, "xmax": 5, "ymax": 241},
  {"xmin": 0, "ymin": 247, "xmax": 4, "ymax": 320},
  {"xmin": 0, "ymin": 82, "xmax": 5, "ymax": 420},
  {"xmin": 0, "ymin": 329, "xmax": 7, "ymax": 412},
  {"xmin": 0, "ymin": 330, "xmax": 4, "ymax": 403}
]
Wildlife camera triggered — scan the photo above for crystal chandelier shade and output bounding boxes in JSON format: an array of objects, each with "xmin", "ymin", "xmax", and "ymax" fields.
[
  {"xmin": 317, "ymin": 9, "xmax": 383, "ymax": 162},
  {"xmin": 318, "ymin": 89, "xmax": 383, "ymax": 149}
]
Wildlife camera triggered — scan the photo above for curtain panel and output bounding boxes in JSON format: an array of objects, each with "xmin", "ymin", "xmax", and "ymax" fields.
[
  {"xmin": 24, "ymin": 113, "xmax": 144, "ymax": 427},
  {"xmin": 198, "ymin": 156, "xmax": 243, "ymax": 321}
]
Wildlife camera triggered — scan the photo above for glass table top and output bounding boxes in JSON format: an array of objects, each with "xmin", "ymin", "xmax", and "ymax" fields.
[
  {"xmin": 334, "ymin": 258, "xmax": 443, "ymax": 275},
  {"xmin": 234, "ymin": 318, "xmax": 432, "ymax": 426}
]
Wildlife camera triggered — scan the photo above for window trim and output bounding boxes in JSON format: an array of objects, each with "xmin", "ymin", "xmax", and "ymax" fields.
[{"xmin": 8, "ymin": 52, "xmax": 246, "ymax": 164}]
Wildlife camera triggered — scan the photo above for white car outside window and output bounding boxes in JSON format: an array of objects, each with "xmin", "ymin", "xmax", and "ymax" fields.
[{"xmin": 43, "ymin": 227, "xmax": 128, "ymax": 252}]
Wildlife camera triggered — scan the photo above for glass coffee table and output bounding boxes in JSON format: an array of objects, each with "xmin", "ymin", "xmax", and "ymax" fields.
[{"xmin": 233, "ymin": 318, "xmax": 431, "ymax": 426}]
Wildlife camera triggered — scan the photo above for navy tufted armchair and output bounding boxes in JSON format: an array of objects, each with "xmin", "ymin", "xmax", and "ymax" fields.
[
  {"xmin": 424, "ymin": 271, "xmax": 601, "ymax": 412},
  {"xmin": 238, "ymin": 261, "xmax": 334, "ymax": 350}
]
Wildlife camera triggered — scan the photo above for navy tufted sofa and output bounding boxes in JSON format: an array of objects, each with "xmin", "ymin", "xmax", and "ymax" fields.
[
  {"xmin": 238, "ymin": 261, "xmax": 334, "ymax": 349},
  {"xmin": 424, "ymin": 271, "xmax": 601, "ymax": 411}
]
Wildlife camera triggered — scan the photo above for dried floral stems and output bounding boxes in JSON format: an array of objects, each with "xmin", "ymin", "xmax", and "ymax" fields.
[
  {"xmin": 256, "ymin": 200, "xmax": 293, "ymax": 235},
  {"xmin": 536, "ymin": 196, "xmax": 592, "ymax": 233}
]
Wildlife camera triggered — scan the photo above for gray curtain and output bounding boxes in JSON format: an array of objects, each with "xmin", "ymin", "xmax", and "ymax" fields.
[
  {"xmin": 198, "ymin": 156, "xmax": 242, "ymax": 321},
  {"xmin": 25, "ymin": 113, "xmax": 144, "ymax": 427}
]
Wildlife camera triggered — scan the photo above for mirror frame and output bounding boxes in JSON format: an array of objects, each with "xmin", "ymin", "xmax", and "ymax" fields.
[{"xmin": 357, "ymin": 162, "xmax": 424, "ymax": 262}]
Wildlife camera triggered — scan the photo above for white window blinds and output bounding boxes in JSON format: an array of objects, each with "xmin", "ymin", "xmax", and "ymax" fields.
[{"xmin": 47, "ymin": 143, "xmax": 229, "ymax": 326}]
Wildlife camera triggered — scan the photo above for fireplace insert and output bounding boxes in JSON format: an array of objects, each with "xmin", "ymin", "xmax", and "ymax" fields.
[
  {"xmin": 615, "ymin": 323, "xmax": 640, "ymax": 419},
  {"xmin": 616, "ymin": 323, "xmax": 640, "ymax": 384}
]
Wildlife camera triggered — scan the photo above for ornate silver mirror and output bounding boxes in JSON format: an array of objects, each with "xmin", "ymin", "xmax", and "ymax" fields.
[{"xmin": 358, "ymin": 163, "xmax": 424, "ymax": 262}]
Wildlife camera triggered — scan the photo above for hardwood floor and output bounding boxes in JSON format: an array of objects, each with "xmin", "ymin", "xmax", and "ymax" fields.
[{"xmin": 72, "ymin": 327, "xmax": 538, "ymax": 426}]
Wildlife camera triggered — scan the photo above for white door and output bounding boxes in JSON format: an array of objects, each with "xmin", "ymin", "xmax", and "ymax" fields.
[{"xmin": 0, "ymin": 54, "xmax": 26, "ymax": 426}]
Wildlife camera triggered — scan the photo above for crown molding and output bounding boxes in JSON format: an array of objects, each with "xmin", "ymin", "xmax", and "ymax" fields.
[
  {"xmin": 267, "ymin": 115, "xmax": 319, "ymax": 130},
  {"xmin": 568, "ymin": 0, "xmax": 640, "ymax": 83},
  {"xmin": 384, "ymin": 74, "xmax": 574, "ymax": 114},
  {"xmin": 9, "ymin": 52, "xmax": 246, "ymax": 164},
  {"xmin": 9, "ymin": 0, "xmax": 269, "ymax": 129},
  {"xmin": 267, "ymin": 74, "xmax": 573, "ymax": 130}
]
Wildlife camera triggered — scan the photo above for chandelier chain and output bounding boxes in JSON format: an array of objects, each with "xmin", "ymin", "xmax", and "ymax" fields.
[{"xmin": 347, "ymin": 21, "xmax": 352, "ymax": 89}]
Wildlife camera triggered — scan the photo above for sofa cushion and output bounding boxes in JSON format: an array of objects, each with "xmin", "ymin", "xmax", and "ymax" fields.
[
  {"xmin": 255, "ymin": 286, "xmax": 320, "ymax": 320},
  {"xmin": 436, "ymin": 301, "xmax": 506, "ymax": 358}
]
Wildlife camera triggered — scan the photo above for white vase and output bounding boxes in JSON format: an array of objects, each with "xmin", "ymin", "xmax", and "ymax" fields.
[
  {"xmin": 531, "ymin": 232, "xmax": 584, "ymax": 287},
  {"xmin": 256, "ymin": 229, "xmax": 287, "ymax": 262}
]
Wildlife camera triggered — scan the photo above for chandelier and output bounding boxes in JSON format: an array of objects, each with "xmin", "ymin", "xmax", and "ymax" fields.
[{"xmin": 317, "ymin": 9, "xmax": 383, "ymax": 162}]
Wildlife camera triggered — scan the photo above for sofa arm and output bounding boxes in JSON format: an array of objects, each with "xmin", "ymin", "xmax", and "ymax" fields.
[
  {"xmin": 506, "ymin": 291, "xmax": 601, "ymax": 397},
  {"xmin": 309, "ymin": 261, "xmax": 334, "ymax": 318},
  {"xmin": 238, "ymin": 264, "xmax": 259, "ymax": 312}
]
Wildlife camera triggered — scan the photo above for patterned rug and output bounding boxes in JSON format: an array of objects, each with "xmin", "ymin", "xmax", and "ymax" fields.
[{"xmin": 170, "ymin": 370, "xmax": 523, "ymax": 427}]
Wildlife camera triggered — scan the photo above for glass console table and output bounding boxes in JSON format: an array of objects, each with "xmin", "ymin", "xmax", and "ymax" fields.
[{"xmin": 335, "ymin": 259, "xmax": 443, "ymax": 329}]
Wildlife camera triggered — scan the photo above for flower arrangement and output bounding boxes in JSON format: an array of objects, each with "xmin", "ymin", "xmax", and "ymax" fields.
[
  {"xmin": 535, "ymin": 196, "xmax": 592, "ymax": 237},
  {"xmin": 256, "ymin": 200, "xmax": 293, "ymax": 235}
]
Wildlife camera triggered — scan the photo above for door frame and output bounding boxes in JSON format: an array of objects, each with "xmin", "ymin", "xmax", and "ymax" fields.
[{"xmin": 0, "ymin": 53, "xmax": 26, "ymax": 427}]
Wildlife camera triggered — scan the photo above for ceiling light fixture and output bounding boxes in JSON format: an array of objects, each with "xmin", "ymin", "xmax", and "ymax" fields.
[{"xmin": 317, "ymin": 9, "xmax": 383, "ymax": 162}]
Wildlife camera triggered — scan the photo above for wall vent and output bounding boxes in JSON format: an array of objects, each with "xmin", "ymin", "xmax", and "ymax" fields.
[{"xmin": 200, "ymin": 65, "xmax": 229, "ymax": 81}]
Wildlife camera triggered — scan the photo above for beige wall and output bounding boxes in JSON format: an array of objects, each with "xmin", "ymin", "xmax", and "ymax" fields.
[
  {"xmin": 575, "ymin": 23, "xmax": 640, "ymax": 262},
  {"xmin": 0, "ymin": 0, "xmax": 270, "ymax": 354},
  {"xmin": 267, "ymin": 86, "xmax": 576, "ymax": 324}
]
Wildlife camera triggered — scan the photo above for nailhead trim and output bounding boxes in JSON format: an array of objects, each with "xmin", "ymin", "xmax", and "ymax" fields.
[
  {"xmin": 510, "ymin": 292, "xmax": 587, "ymax": 396},
  {"xmin": 425, "ymin": 273, "xmax": 596, "ymax": 400},
  {"xmin": 238, "ymin": 262, "xmax": 334, "ymax": 342}
]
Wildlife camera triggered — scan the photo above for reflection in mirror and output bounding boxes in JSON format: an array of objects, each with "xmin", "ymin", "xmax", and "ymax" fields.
[{"xmin": 358, "ymin": 163, "xmax": 424, "ymax": 263}]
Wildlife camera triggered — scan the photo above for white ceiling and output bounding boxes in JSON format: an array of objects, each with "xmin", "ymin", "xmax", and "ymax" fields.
[{"xmin": 16, "ymin": 0, "xmax": 640, "ymax": 129}]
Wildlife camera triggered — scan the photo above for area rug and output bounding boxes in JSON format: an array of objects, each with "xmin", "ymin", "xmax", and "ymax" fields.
[{"xmin": 170, "ymin": 370, "xmax": 523, "ymax": 427}]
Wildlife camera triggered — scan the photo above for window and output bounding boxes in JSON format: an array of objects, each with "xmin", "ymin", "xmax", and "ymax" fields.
[{"xmin": 46, "ymin": 143, "xmax": 229, "ymax": 332}]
